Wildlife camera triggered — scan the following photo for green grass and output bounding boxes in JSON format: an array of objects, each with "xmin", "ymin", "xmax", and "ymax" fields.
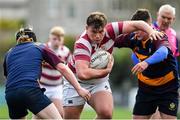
[{"xmin": 0, "ymin": 105, "xmax": 132, "ymax": 119}]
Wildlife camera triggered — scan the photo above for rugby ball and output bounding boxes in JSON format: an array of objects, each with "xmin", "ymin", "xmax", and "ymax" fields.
[{"xmin": 90, "ymin": 50, "xmax": 110, "ymax": 69}]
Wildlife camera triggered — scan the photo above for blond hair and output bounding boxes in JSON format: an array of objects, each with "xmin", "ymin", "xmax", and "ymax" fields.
[{"xmin": 50, "ymin": 26, "xmax": 65, "ymax": 39}]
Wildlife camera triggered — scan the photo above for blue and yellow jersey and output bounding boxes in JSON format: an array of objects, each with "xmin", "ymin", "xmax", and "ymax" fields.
[{"xmin": 114, "ymin": 33, "xmax": 179, "ymax": 91}]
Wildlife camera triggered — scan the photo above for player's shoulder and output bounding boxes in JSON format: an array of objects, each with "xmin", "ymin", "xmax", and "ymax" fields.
[
  {"xmin": 33, "ymin": 42, "xmax": 46, "ymax": 52},
  {"xmin": 5, "ymin": 48, "xmax": 13, "ymax": 57},
  {"xmin": 76, "ymin": 31, "xmax": 91, "ymax": 47},
  {"xmin": 34, "ymin": 42, "xmax": 43, "ymax": 46},
  {"xmin": 77, "ymin": 31, "xmax": 90, "ymax": 41}
]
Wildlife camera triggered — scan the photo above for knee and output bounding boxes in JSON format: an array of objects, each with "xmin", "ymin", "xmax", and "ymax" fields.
[{"xmin": 97, "ymin": 108, "xmax": 113, "ymax": 119}]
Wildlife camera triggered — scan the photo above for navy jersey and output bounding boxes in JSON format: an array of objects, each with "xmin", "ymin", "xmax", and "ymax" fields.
[
  {"xmin": 114, "ymin": 33, "xmax": 178, "ymax": 90},
  {"xmin": 3, "ymin": 42, "xmax": 62, "ymax": 92}
]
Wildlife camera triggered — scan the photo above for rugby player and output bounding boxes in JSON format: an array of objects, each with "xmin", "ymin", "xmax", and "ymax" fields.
[
  {"xmin": 114, "ymin": 9, "xmax": 179, "ymax": 119},
  {"xmin": 39, "ymin": 26, "xmax": 71, "ymax": 117},
  {"xmin": 3, "ymin": 27, "xmax": 90, "ymax": 119},
  {"xmin": 131, "ymin": 5, "xmax": 180, "ymax": 119},
  {"xmin": 63, "ymin": 11, "xmax": 163, "ymax": 119},
  {"xmin": 132, "ymin": 4, "xmax": 179, "ymax": 74}
]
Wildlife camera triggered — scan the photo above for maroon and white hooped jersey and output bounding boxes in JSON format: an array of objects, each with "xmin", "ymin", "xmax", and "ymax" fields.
[
  {"xmin": 68, "ymin": 22, "xmax": 123, "ymax": 84},
  {"xmin": 40, "ymin": 42, "xmax": 71, "ymax": 86}
]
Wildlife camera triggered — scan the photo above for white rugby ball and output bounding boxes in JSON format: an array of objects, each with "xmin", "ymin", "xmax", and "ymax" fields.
[{"xmin": 90, "ymin": 50, "xmax": 110, "ymax": 69}]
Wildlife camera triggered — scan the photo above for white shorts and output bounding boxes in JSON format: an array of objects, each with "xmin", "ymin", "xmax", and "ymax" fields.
[
  {"xmin": 40, "ymin": 84, "xmax": 63, "ymax": 100},
  {"xmin": 63, "ymin": 80, "xmax": 111, "ymax": 106}
]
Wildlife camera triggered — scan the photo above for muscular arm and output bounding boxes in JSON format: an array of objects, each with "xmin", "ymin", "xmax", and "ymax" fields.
[
  {"xmin": 122, "ymin": 21, "xmax": 162, "ymax": 40},
  {"xmin": 122, "ymin": 21, "xmax": 153, "ymax": 34},
  {"xmin": 56, "ymin": 63, "xmax": 82, "ymax": 90},
  {"xmin": 75, "ymin": 60, "xmax": 111, "ymax": 80}
]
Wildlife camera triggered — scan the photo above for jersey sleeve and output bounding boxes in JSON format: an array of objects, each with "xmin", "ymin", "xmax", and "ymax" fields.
[
  {"xmin": 73, "ymin": 41, "xmax": 91, "ymax": 62},
  {"xmin": 39, "ymin": 44, "xmax": 63, "ymax": 68},
  {"xmin": 106, "ymin": 22, "xmax": 123, "ymax": 40},
  {"xmin": 144, "ymin": 46, "xmax": 168, "ymax": 65},
  {"xmin": 114, "ymin": 33, "xmax": 134, "ymax": 48}
]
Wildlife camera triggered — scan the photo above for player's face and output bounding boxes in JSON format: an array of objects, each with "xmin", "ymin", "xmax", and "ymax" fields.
[
  {"xmin": 157, "ymin": 10, "xmax": 175, "ymax": 31},
  {"xmin": 49, "ymin": 34, "xmax": 64, "ymax": 49},
  {"xmin": 86, "ymin": 26, "xmax": 105, "ymax": 44}
]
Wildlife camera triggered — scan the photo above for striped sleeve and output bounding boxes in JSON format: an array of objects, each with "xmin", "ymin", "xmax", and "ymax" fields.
[
  {"xmin": 106, "ymin": 22, "xmax": 123, "ymax": 40},
  {"xmin": 39, "ymin": 44, "xmax": 63, "ymax": 68},
  {"xmin": 74, "ymin": 38, "xmax": 92, "ymax": 62}
]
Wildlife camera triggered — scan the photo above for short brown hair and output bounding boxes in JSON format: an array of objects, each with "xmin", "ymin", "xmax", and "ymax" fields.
[
  {"xmin": 131, "ymin": 9, "xmax": 151, "ymax": 22},
  {"xmin": 86, "ymin": 12, "xmax": 107, "ymax": 29}
]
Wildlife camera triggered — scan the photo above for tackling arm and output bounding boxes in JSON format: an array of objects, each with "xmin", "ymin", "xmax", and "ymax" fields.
[{"xmin": 122, "ymin": 21, "xmax": 163, "ymax": 40}]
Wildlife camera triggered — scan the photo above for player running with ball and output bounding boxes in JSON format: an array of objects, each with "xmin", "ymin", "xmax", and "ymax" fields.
[
  {"xmin": 38, "ymin": 26, "xmax": 71, "ymax": 117},
  {"xmin": 63, "ymin": 11, "xmax": 163, "ymax": 119}
]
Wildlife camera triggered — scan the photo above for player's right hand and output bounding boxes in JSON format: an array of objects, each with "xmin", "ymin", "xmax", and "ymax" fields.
[
  {"xmin": 149, "ymin": 30, "xmax": 164, "ymax": 41},
  {"xmin": 77, "ymin": 87, "xmax": 91, "ymax": 101},
  {"xmin": 131, "ymin": 61, "xmax": 149, "ymax": 75}
]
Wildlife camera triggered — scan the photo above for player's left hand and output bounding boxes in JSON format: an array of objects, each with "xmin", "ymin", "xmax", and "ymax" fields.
[
  {"xmin": 131, "ymin": 61, "xmax": 149, "ymax": 75},
  {"xmin": 149, "ymin": 30, "xmax": 164, "ymax": 41}
]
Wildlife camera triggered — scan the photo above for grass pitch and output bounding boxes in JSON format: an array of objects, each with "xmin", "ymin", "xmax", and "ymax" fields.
[{"xmin": 0, "ymin": 104, "xmax": 132, "ymax": 119}]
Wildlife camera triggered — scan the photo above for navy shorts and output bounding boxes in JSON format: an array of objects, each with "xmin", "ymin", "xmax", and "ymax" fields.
[
  {"xmin": 5, "ymin": 87, "xmax": 51, "ymax": 119},
  {"xmin": 133, "ymin": 87, "xmax": 179, "ymax": 116}
]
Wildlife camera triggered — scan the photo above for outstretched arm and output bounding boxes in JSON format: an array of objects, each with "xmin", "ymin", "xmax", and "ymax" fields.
[
  {"xmin": 41, "ymin": 44, "xmax": 91, "ymax": 101},
  {"xmin": 56, "ymin": 63, "xmax": 91, "ymax": 101},
  {"xmin": 122, "ymin": 21, "xmax": 163, "ymax": 40},
  {"xmin": 131, "ymin": 46, "xmax": 168, "ymax": 74}
]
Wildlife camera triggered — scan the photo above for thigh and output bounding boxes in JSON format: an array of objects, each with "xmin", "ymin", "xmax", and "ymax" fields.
[
  {"xmin": 24, "ymin": 87, "xmax": 52, "ymax": 115},
  {"xmin": 88, "ymin": 81, "xmax": 113, "ymax": 112},
  {"xmin": 150, "ymin": 109, "xmax": 161, "ymax": 119},
  {"xmin": 158, "ymin": 90, "xmax": 179, "ymax": 117},
  {"xmin": 5, "ymin": 90, "xmax": 28, "ymax": 119},
  {"xmin": 63, "ymin": 105, "xmax": 84, "ymax": 119},
  {"xmin": 133, "ymin": 114, "xmax": 152, "ymax": 119},
  {"xmin": 133, "ymin": 89, "xmax": 157, "ymax": 116},
  {"xmin": 36, "ymin": 103, "xmax": 62, "ymax": 119},
  {"xmin": 160, "ymin": 112, "xmax": 177, "ymax": 119},
  {"xmin": 51, "ymin": 98, "xmax": 64, "ymax": 117},
  {"xmin": 88, "ymin": 91, "xmax": 113, "ymax": 114}
]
